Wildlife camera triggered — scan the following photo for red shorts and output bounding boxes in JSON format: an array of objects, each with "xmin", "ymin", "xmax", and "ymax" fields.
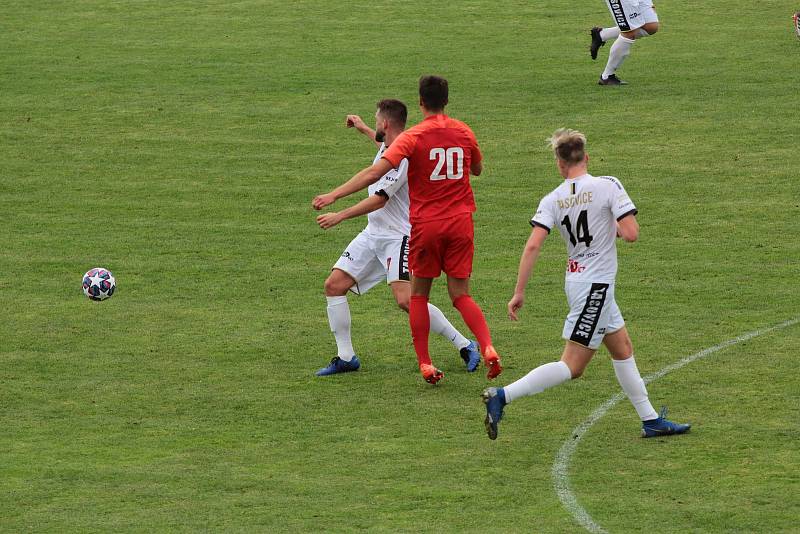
[{"xmin": 409, "ymin": 212, "xmax": 474, "ymax": 279}]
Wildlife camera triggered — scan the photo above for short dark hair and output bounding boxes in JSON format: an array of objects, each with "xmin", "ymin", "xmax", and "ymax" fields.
[
  {"xmin": 376, "ymin": 99, "xmax": 407, "ymax": 127},
  {"xmin": 549, "ymin": 129, "xmax": 587, "ymax": 165},
  {"xmin": 419, "ymin": 75, "xmax": 448, "ymax": 111}
]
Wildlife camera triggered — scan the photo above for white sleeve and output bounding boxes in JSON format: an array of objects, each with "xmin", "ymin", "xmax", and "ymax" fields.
[
  {"xmin": 373, "ymin": 158, "xmax": 408, "ymax": 199},
  {"xmin": 604, "ymin": 177, "xmax": 638, "ymax": 221},
  {"xmin": 530, "ymin": 194, "xmax": 556, "ymax": 232}
]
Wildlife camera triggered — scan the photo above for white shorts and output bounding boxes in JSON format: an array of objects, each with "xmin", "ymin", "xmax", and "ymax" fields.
[
  {"xmin": 605, "ymin": 0, "xmax": 658, "ymax": 31},
  {"xmin": 332, "ymin": 230, "xmax": 409, "ymax": 295},
  {"xmin": 562, "ymin": 281, "xmax": 625, "ymax": 350}
]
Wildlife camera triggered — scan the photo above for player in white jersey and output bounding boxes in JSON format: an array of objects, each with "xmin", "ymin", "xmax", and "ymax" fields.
[
  {"xmin": 315, "ymin": 99, "xmax": 480, "ymax": 376},
  {"xmin": 589, "ymin": 0, "xmax": 660, "ymax": 85},
  {"xmin": 482, "ymin": 129, "xmax": 690, "ymax": 439}
]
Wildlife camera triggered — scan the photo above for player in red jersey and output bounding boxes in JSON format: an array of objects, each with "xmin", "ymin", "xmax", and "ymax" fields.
[{"xmin": 313, "ymin": 76, "xmax": 503, "ymax": 384}]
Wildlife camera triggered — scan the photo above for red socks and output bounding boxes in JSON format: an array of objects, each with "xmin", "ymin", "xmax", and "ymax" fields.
[
  {"xmin": 409, "ymin": 295, "xmax": 432, "ymax": 366},
  {"xmin": 452, "ymin": 294, "xmax": 492, "ymax": 352}
]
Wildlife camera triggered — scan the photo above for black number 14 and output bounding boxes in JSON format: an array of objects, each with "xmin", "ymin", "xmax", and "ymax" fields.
[{"xmin": 561, "ymin": 210, "xmax": 593, "ymax": 247}]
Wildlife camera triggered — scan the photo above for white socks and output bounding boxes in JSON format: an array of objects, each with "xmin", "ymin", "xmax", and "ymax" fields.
[
  {"xmin": 326, "ymin": 297, "xmax": 469, "ymax": 361},
  {"xmin": 600, "ymin": 26, "xmax": 620, "ymax": 41},
  {"xmin": 326, "ymin": 296, "xmax": 355, "ymax": 361},
  {"xmin": 428, "ymin": 303, "xmax": 470, "ymax": 349},
  {"xmin": 500, "ymin": 355, "xmax": 659, "ymax": 421},
  {"xmin": 602, "ymin": 36, "xmax": 634, "ymax": 79},
  {"xmin": 601, "ymin": 26, "xmax": 649, "ymax": 41},
  {"xmin": 504, "ymin": 361, "xmax": 572, "ymax": 404},
  {"xmin": 612, "ymin": 356, "xmax": 658, "ymax": 421}
]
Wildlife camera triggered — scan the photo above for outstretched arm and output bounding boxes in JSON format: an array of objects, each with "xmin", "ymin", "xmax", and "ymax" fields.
[
  {"xmin": 346, "ymin": 115, "xmax": 380, "ymax": 149},
  {"xmin": 317, "ymin": 194, "xmax": 388, "ymax": 229},
  {"xmin": 508, "ymin": 226, "xmax": 549, "ymax": 321},
  {"xmin": 312, "ymin": 158, "xmax": 393, "ymax": 210}
]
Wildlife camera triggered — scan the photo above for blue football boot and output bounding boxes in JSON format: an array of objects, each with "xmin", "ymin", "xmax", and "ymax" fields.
[
  {"xmin": 315, "ymin": 356, "xmax": 361, "ymax": 377},
  {"xmin": 642, "ymin": 406, "xmax": 691, "ymax": 438},
  {"xmin": 460, "ymin": 340, "xmax": 481, "ymax": 372},
  {"xmin": 482, "ymin": 387, "xmax": 506, "ymax": 440}
]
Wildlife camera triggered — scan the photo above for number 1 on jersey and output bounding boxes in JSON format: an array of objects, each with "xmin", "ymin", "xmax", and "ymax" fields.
[
  {"xmin": 429, "ymin": 147, "xmax": 464, "ymax": 180},
  {"xmin": 561, "ymin": 210, "xmax": 593, "ymax": 247}
]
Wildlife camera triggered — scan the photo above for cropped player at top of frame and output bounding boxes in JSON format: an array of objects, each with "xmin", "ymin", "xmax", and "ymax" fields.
[
  {"xmin": 590, "ymin": 0, "xmax": 661, "ymax": 85},
  {"xmin": 482, "ymin": 129, "xmax": 691, "ymax": 440},
  {"xmin": 313, "ymin": 76, "xmax": 503, "ymax": 385},
  {"xmin": 313, "ymin": 99, "xmax": 481, "ymax": 377}
]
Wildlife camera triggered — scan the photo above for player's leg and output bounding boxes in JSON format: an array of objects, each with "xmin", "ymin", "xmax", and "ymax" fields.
[
  {"xmin": 447, "ymin": 276, "xmax": 501, "ymax": 378},
  {"xmin": 604, "ymin": 322, "xmax": 690, "ymax": 437},
  {"xmin": 409, "ymin": 275, "xmax": 444, "ymax": 383},
  {"xmin": 407, "ymin": 220, "xmax": 447, "ymax": 383},
  {"xmin": 482, "ymin": 342, "xmax": 591, "ymax": 440},
  {"xmin": 390, "ymin": 281, "xmax": 479, "ymax": 372},
  {"xmin": 317, "ymin": 232, "xmax": 382, "ymax": 376},
  {"xmin": 318, "ymin": 268, "xmax": 361, "ymax": 375},
  {"xmin": 483, "ymin": 281, "xmax": 608, "ymax": 438},
  {"xmin": 443, "ymin": 213, "xmax": 503, "ymax": 379},
  {"xmin": 600, "ymin": 3, "xmax": 659, "ymax": 84},
  {"xmin": 603, "ymin": 326, "xmax": 659, "ymax": 421},
  {"xmin": 599, "ymin": 0, "xmax": 638, "ymax": 84},
  {"xmin": 589, "ymin": 26, "xmax": 619, "ymax": 60}
]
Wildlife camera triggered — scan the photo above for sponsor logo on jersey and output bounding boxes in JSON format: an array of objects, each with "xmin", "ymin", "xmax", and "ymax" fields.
[
  {"xmin": 567, "ymin": 259, "xmax": 586, "ymax": 273},
  {"xmin": 569, "ymin": 283, "xmax": 609, "ymax": 346},
  {"xmin": 341, "ymin": 251, "xmax": 353, "ymax": 261},
  {"xmin": 557, "ymin": 191, "xmax": 593, "ymax": 209}
]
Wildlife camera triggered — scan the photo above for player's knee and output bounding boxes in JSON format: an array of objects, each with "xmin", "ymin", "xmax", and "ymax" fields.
[
  {"xmin": 565, "ymin": 361, "xmax": 585, "ymax": 379},
  {"xmin": 396, "ymin": 298, "xmax": 410, "ymax": 312},
  {"xmin": 324, "ymin": 276, "xmax": 347, "ymax": 296},
  {"xmin": 641, "ymin": 22, "xmax": 659, "ymax": 36}
]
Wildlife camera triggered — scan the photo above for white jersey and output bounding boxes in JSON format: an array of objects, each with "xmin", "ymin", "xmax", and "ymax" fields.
[
  {"xmin": 364, "ymin": 143, "xmax": 411, "ymax": 237},
  {"xmin": 530, "ymin": 173, "xmax": 637, "ymax": 283}
]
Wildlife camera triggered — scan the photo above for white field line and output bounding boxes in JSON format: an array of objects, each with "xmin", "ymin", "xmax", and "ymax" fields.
[{"xmin": 551, "ymin": 317, "xmax": 800, "ymax": 534}]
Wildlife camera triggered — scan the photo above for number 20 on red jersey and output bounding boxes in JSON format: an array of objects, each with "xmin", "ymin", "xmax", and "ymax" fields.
[{"xmin": 429, "ymin": 147, "xmax": 464, "ymax": 180}]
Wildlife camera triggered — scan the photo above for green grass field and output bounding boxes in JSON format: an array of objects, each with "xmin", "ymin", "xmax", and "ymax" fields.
[{"xmin": 2, "ymin": 1, "xmax": 799, "ymax": 532}]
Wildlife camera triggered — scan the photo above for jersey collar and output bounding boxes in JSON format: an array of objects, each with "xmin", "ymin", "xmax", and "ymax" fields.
[{"xmin": 566, "ymin": 173, "xmax": 590, "ymax": 181}]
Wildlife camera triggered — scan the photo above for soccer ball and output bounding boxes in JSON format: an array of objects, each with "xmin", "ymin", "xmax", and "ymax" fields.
[{"xmin": 82, "ymin": 267, "xmax": 116, "ymax": 301}]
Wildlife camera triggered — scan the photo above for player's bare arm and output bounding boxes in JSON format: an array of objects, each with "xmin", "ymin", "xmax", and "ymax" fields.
[
  {"xmin": 616, "ymin": 213, "xmax": 639, "ymax": 242},
  {"xmin": 508, "ymin": 226, "xmax": 549, "ymax": 321},
  {"xmin": 312, "ymin": 159, "xmax": 393, "ymax": 210},
  {"xmin": 471, "ymin": 159, "xmax": 483, "ymax": 177},
  {"xmin": 316, "ymin": 194, "xmax": 388, "ymax": 230},
  {"xmin": 346, "ymin": 114, "xmax": 380, "ymax": 148}
]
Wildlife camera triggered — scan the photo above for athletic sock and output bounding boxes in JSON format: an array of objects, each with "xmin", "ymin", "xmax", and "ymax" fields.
[
  {"xmin": 428, "ymin": 303, "xmax": 470, "ymax": 350},
  {"xmin": 602, "ymin": 36, "xmax": 634, "ymax": 79},
  {"xmin": 409, "ymin": 295, "xmax": 432, "ymax": 367},
  {"xmin": 452, "ymin": 295, "xmax": 492, "ymax": 353},
  {"xmin": 600, "ymin": 26, "xmax": 620, "ymax": 41},
  {"xmin": 503, "ymin": 361, "xmax": 572, "ymax": 404},
  {"xmin": 326, "ymin": 296, "xmax": 355, "ymax": 361},
  {"xmin": 612, "ymin": 356, "xmax": 659, "ymax": 421}
]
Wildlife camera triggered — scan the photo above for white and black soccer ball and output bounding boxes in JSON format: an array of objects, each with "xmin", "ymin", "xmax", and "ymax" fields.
[{"xmin": 82, "ymin": 267, "xmax": 116, "ymax": 301}]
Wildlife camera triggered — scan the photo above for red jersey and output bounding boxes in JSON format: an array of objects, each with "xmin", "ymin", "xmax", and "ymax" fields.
[{"xmin": 381, "ymin": 114, "xmax": 482, "ymax": 224}]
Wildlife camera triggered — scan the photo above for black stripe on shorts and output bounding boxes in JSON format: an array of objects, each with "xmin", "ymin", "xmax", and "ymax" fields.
[
  {"xmin": 606, "ymin": 0, "xmax": 631, "ymax": 31},
  {"xmin": 399, "ymin": 235, "xmax": 410, "ymax": 281},
  {"xmin": 569, "ymin": 283, "xmax": 610, "ymax": 346}
]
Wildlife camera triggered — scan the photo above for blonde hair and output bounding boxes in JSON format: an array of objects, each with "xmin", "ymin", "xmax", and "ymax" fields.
[{"xmin": 549, "ymin": 128, "xmax": 587, "ymax": 165}]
